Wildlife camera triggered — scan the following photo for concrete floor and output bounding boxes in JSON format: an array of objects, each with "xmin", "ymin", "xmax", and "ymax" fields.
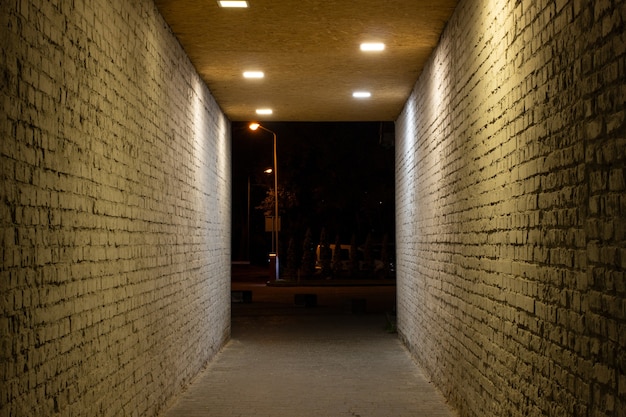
[{"xmin": 160, "ymin": 265, "xmax": 457, "ymax": 417}]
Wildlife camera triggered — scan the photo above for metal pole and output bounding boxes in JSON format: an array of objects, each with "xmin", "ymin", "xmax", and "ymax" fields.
[
  {"xmin": 272, "ymin": 131, "xmax": 279, "ymax": 259},
  {"xmin": 249, "ymin": 123, "xmax": 280, "ymax": 280},
  {"xmin": 247, "ymin": 175, "xmax": 250, "ymax": 262}
]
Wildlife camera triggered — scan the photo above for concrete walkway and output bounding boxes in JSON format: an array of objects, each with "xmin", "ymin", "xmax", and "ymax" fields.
[{"xmin": 162, "ymin": 310, "xmax": 457, "ymax": 417}]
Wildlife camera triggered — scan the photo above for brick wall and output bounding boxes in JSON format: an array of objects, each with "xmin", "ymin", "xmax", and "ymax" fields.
[
  {"xmin": 1, "ymin": 1, "xmax": 231, "ymax": 416},
  {"xmin": 396, "ymin": 0, "xmax": 625, "ymax": 416}
]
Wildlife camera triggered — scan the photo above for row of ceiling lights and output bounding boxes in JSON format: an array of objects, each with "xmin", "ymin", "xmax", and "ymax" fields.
[{"xmin": 218, "ymin": 0, "xmax": 385, "ymax": 117}]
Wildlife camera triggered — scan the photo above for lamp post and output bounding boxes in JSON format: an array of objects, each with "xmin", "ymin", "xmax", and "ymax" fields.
[{"xmin": 249, "ymin": 122, "xmax": 280, "ymax": 280}]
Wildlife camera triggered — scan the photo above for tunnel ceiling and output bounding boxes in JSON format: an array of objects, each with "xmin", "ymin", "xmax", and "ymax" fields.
[{"xmin": 155, "ymin": 0, "xmax": 457, "ymax": 121}]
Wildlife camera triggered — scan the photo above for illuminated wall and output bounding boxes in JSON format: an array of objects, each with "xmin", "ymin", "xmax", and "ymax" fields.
[
  {"xmin": 0, "ymin": 1, "xmax": 231, "ymax": 415},
  {"xmin": 395, "ymin": 0, "xmax": 625, "ymax": 416}
]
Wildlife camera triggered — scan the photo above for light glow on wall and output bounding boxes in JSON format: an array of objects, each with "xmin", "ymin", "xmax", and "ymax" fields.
[
  {"xmin": 401, "ymin": 95, "xmax": 417, "ymax": 166},
  {"xmin": 216, "ymin": 113, "xmax": 231, "ymax": 234},
  {"xmin": 191, "ymin": 75, "xmax": 207, "ymax": 191}
]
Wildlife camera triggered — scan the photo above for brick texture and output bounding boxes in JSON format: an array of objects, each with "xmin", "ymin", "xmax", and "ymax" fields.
[
  {"xmin": 0, "ymin": 1, "xmax": 231, "ymax": 416},
  {"xmin": 395, "ymin": 0, "xmax": 625, "ymax": 416}
]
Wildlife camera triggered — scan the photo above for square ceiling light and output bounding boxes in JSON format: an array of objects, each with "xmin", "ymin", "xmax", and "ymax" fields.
[{"xmin": 218, "ymin": 1, "xmax": 249, "ymax": 7}]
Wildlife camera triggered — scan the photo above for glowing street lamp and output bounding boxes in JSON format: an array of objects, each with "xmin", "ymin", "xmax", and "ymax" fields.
[{"xmin": 249, "ymin": 122, "xmax": 280, "ymax": 280}]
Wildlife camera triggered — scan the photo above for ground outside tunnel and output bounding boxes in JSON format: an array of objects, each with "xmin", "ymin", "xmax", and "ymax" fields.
[{"xmin": 230, "ymin": 263, "xmax": 397, "ymax": 316}]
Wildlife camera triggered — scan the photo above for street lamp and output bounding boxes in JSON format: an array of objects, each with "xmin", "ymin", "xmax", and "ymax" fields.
[{"xmin": 249, "ymin": 122, "xmax": 280, "ymax": 280}]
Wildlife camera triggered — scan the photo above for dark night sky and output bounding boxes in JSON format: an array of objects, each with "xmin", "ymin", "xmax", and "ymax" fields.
[{"xmin": 231, "ymin": 121, "xmax": 395, "ymax": 264}]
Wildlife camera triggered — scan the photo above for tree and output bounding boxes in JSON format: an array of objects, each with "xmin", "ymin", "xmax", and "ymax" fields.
[
  {"xmin": 380, "ymin": 233, "xmax": 390, "ymax": 279},
  {"xmin": 349, "ymin": 233, "xmax": 359, "ymax": 278},
  {"xmin": 332, "ymin": 234, "xmax": 343, "ymax": 278},
  {"xmin": 255, "ymin": 187, "xmax": 298, "ymax": 216},
  {"xmin": 284, "ymin": 237, "xmax": 299, "ymax": 280},
  {"xmin": 361, "ymin": 232, "xmax": 374, "ymax": 277},
  {"xmin": 300, "ymin": 228, "xmax": 315, "ymax": 278},
  {"xmin": 318, "ymin": 227, "xmax": 332, "ymax": 278}
]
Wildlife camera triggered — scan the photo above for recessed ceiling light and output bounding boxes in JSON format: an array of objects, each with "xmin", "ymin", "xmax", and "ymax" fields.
[
  {"xmin": 256, "ymin": 108, "xmax": 273, "ymax": 115},
  {"xmin": 243, "ymin": 71, "xmax": 264, "ymax": 79},
  {"xmin": 353, "ymin": 91, "xmax": 371, "ymax": 98},
  {"xmin": 218, "ymin": 1, "xmax": 248, "ymax": 8},
  {"xmin": 360, "ymin": 42, "xmax": 385, "ymax": 52}
]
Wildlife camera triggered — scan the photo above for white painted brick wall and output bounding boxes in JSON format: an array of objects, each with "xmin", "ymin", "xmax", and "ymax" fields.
[
  {"xmin": 396, "ymin": 0, "xmax": 625, "ymax": 416},
  {"xmin": 1, "ymin": 1, "xmax": 231, "ymax": 416}
]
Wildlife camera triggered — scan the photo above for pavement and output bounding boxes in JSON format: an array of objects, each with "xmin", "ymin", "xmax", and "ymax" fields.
[{"xmin": 160, "ymin": 264, "xmax": 458, "ymax": 417}]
